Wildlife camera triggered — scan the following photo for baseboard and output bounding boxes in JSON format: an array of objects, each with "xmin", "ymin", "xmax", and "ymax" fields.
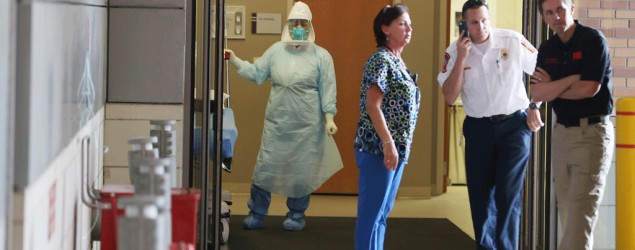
[{"xmin": 223, "ymin": 182, "xmax": 432, "ymax": 199}]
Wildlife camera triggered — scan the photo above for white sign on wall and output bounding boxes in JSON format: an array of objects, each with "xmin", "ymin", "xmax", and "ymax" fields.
[{"xmin": 251, "ymin": 13, "xmax": 282, "ymax": 34}]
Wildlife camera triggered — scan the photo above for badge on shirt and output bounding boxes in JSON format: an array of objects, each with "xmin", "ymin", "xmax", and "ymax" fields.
[
  {"xmin": 501, "ymin": 49, "xmax": 509, "ymax": 60},
  {"xmin": 573, "ymin": 51, "xmax": 583, "ymax": 60}
]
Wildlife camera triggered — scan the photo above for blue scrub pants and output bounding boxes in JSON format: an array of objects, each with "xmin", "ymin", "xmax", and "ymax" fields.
[
  {"xmin": 354, "ymin": 151, "xmax": 406, "ymax": 250},
  {"xmin": 247, "ymin": 184, "xmax": 310, "ymax": 219},
  {"xmin": 463, "ymin": 111, "xmax": 531, "ymax": 250}
]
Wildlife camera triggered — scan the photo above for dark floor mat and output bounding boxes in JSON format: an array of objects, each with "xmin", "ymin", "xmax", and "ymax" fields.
[{"xmin": 224, "ymin": 215, "xmax": 474, "ymax": 249}]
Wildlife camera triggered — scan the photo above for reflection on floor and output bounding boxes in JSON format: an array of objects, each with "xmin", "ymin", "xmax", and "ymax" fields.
[{"xmin": 227, "ymin": 185, "xmax": 474, "ymax": 239}]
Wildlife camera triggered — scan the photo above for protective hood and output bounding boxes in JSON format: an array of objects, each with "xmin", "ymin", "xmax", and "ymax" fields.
[{"xmin": 281, "ymin": 1, "xmax": 315, "ymax": 45}]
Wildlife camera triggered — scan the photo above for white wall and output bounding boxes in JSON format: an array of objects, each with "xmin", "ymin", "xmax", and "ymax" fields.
[
  {"xmin": 15, "ymin": 109, "xmax": 105, "ymax": 250},
  {"xmin": 13, "ymin": 0, "xmax": 108, "ymax": 249},
  {"xmin": 15, "ymin": 0, "xmax": 107, "ymax": 188}
]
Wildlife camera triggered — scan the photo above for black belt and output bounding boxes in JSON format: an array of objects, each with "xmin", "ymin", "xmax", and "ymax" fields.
[
  {"xmin": 557, "ymin": 116, "xmax": 605, "ymax": 127},
  {"xmin": 481, "ymin": 110, "xmax": 522, "ymax": 123}
]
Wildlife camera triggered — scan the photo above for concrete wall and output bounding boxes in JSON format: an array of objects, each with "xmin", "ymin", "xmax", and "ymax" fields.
[
  {"xmin": 107, "ymin": 1, "xmax": 187, "ymax": 104},
  {"xmin": 103, "ymin": 104, "xmax": 184, "ymax": 186},
  {"xmin": 102, "ymin": 1, "xmax": 187, "ymax": 186}
]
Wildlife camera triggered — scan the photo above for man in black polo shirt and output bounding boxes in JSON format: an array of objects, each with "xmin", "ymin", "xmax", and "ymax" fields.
[{"xmin": 531, "ymin": 0, "xmax": 615, "ymax": 249}]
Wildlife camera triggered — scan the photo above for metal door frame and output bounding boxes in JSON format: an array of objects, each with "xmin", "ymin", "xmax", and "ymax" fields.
[
  {"xmin": 183, "ymin": 0, "xmax": 225, "ymax": 249},
  {"xmin": 521, "ymin": 1, "xmax": 557, "ymax": 249}
]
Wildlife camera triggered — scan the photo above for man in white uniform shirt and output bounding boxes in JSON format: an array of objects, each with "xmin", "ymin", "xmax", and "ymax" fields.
[{"xmin": 437, "ymin": 0, "xmax": 544, "ymax": 249}]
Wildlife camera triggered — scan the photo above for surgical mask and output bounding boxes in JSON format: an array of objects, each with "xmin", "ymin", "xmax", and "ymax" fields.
[{"xmin": 291, "ymin": 26, "xmax": 308, "ymax": 40}]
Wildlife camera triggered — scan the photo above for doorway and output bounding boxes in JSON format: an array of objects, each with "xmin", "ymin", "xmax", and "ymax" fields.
[{"xmin": 300, "ymin": 0, "xmax": 393, "ymax": 195}]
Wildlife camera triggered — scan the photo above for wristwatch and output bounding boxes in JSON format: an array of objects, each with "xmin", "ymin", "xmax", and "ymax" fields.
[{"xmin": 529, "ymin": 103, "xmax": 540, "ymax": 110}]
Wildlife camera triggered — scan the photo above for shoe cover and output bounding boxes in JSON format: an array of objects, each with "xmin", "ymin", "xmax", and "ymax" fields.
[
  {"xmin": 282, "ymin": 212, "xmax": 305, "ymax": 231},
  {"xmin": 242, "ymin": 213, "xmax": 265, "ymax": 230}
]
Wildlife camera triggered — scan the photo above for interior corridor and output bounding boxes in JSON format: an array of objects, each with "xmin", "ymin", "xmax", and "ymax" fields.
[{"xmin": 229, "ymin": 186, "xmax": 474, "ymax": 239}]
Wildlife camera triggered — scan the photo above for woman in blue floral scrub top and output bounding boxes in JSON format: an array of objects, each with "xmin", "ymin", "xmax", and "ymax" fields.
[
  {"xmin": 354, "ymin": 49, "xmax": 420, "ymax": 159},
  {"xmin": 353, "ymin": 4, "xmax": 420, "ymax": 250}
]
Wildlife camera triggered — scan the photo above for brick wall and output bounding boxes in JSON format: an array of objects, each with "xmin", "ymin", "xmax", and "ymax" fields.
[{"xmin": 576, "ymin": 0, "xmax": 635, "ymax": 98}]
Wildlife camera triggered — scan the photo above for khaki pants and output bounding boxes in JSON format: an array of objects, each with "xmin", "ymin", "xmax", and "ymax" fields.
[{"xmin": 552, "ymin": 117, "xmax": 614, "ymax": 250}]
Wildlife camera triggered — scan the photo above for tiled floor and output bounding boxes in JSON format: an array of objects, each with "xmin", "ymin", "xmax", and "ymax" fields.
[{"xmin": 227, "ymin": 185, "xmax": 474, "ymax": 239}]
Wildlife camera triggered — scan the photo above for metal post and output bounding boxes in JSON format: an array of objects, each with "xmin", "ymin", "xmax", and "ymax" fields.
[
  {"xmin": 616, "ymin": 97, "xmax": 635, "ymax": 249},
  {"xmin": 521, "ymin": 1, "xmax": 555, "ymax": 249}
]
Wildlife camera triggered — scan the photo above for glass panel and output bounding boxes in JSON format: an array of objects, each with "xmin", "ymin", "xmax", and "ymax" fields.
[
  {"xmin": 189, "ymin": 0, "xmax": 224, "ymax": 248},
  {"xmin": 190, "ymin": 0, "xmax": 222, "ymax": 187},
  {"xmin": 191, "ymin": 0, "xmax": 215, "ymax": 189}
]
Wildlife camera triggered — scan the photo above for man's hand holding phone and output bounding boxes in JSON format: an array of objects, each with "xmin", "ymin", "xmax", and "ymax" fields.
[
  {"xmin": 459, "ymin": 21, "xmax": 470, "ymax": 39},
  {"xmin": 456, "ymin": 20, "xmax": 472, "ymax": 63}
]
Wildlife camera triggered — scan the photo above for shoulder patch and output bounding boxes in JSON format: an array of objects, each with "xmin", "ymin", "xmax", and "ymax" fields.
[
  {"xmin": 442, "ymin": 53, "xmax": 450, "ymax": 73},
  {"xmin": 520, "ymin": 39, "xmax": 536, "ymax": 54}
]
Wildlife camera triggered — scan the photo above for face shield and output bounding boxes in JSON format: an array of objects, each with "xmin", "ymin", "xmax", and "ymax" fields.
[{"xmin": 281, "ymin": 1, "xmax": 315, "ymax": 45}]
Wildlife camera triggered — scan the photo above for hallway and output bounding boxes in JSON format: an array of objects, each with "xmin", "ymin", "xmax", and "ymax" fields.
[
  {"xmin": 4, "ymin": 0, "xmax": 632, "ymax": 249},
  {"xmin": 229, "ymin": 186, "xmax": 474, "ymax": 239}
]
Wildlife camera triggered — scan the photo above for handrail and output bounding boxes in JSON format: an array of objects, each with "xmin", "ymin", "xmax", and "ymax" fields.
[{"xmin": 80, "ymin": 136, "xmax": 111, "ymax": 209}]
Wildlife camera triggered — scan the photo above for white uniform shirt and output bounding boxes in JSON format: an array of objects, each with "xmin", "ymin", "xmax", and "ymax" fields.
[{"xmin": 437, "ymin": 28, "xmax": 537, "ymax": 118}]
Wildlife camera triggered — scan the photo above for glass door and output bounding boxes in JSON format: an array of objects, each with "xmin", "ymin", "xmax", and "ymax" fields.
[{"xmin": 184, "ymin": 0, "xmax": 226, "ymax": 249}]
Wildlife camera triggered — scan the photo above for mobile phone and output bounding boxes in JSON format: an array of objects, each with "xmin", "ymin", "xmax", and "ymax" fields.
[{"xmin": 458, "ymin": 21, "xmax": 469, "ymax": 38}]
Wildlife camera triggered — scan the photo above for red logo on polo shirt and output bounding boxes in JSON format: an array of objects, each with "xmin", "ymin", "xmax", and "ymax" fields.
[
  {"xmin": 442, "ymin": 53, "xmax": 450, "ymax": 73},
  {"xmin": 572, "ymin": 51, "xmax": 582, "ymax": 60}
]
